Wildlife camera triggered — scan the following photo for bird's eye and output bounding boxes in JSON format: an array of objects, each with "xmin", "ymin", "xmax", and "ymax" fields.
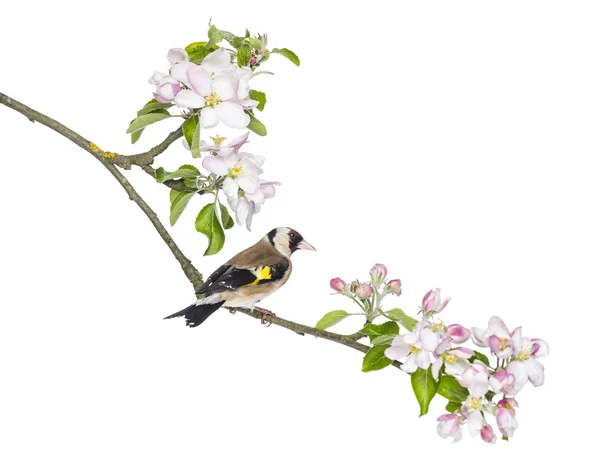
[{"xmin": 289, "ymin": 232, "xmax": 296, "ymax": 238}]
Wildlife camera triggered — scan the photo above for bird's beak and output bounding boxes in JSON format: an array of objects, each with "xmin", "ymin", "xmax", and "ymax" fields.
[{"xmin": 296, "ymin": 239, "xmax": 316, "ymax": 251}]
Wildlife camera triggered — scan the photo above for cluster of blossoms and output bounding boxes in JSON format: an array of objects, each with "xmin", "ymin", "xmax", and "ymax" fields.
[
  {"xmin": 383, "ymin": 291, "xmax": 549, "ymax": 443},
  {"xmin": 199, "ymin": 132, "xmax": 279, "ymax": 230},
  {"xmin": 149, "ymin": 47, "xmax": 257, "ymax": 129},
  {"xmin": 330, "ymin": 264, "xmax": 402, "ymax": 322},
  {"xmin": 148, "ymin": 46, "xmax": 279, "ymax": 231}
]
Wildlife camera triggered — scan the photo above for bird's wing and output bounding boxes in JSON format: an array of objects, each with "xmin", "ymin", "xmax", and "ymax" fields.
[{"xmin": 198, "ymin": 261, "xmax": 290, "ymax": 296}]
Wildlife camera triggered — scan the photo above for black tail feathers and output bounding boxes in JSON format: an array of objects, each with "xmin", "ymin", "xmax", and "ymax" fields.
[{"xmin": 164, "ymin": 301, "xmax": 225, "ymax": 328}]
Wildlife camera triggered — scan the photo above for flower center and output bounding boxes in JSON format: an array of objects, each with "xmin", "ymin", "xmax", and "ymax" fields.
[
  {"xmin": 517, "ymin": 349, "xmax": 531, "ymax": 361},
  {"xmin": 431, "ymin": 321, "xmax": 445, "ymax": 332},
  {"xmin": 499, "ymin": 338, "xmax": 510, "ymax": 350},
  {"xmin": 204, "ymin": 92, "xmax": 222, "ymax": 108},
  {"xmin": 210, "ymin": 135, "xmax": 227, "ymax": 147},
  {"xmin": 408, "ymin": 344, "xmax": 421, "ymax": 354},
  {"xmin": 228, "ymin": 164, "xmax": 243, "ymax": 178},
  {"xmin": 464, "ymin": 395, "xmax": 483, "ymax": 413},
  {"xmin": 443, "ymin": 353, "xmax": 457, "ymax": 363}
]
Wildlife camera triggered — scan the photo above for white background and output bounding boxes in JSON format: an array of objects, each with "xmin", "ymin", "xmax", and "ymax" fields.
[{"xmin": 1, "ymin": 1, "xmax": 598, "ymax": 462}]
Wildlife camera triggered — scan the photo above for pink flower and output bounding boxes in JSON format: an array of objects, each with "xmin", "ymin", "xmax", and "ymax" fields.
[
  {"xmin": 422, "ymin": 288, "xmax": 451, "ymax": 314},
  {"xmin": 148, "ymin": 73, "xmax": 182, "ymax": 103},
  {"xmin": 355, "ymin": 283, "xmax": 373, "ymax": 299},
  {"xmin": 386, "ymin": 279, "xmax": 402, "ymax": 296},
  {"xmin": 446, "ymin": 324, "xmax": 471, "ymax": 343},
  {"xmin": 432, "ymin": 346, "xmax": 473, "ymax": 381},
  {"xmin": 437, "ymin": 414, "xmax": 462, "ymax": 442},
  {"xmin": 330, "ymin": 278, "xmax": 346, "ymax": 292},
  {"xmin": 385, "ymin": 323, "xmax": 438, "ymax": 374},
  {"xmin": 458, "ymin": 360, "xmax": 489, "ymax": 398},
  {"xmin": 489, "ymin": 369, "xmax": 517, "ymax": 396},
  {"xmin": 496, "ymin": 399, "xmax": 519, "ymax": 438},
  {"xmin": 468, "ymin": 412, "xmax": 497, "ymax": 444},
  {"xmin": 369, "ymin": 263, "xmax": 387, "ymax": 285},
  {"xmin": 471, "ymin": 316, "xmax": 512, "ymax": 359}
]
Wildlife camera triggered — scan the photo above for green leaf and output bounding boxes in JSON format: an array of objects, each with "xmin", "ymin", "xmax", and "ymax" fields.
[
  {"xmin": 126, "ymin": 112, "xmax": 172, "ymax": 134},
  {"xmin": 137, "ymin": 99, "xmax": 173, "ymax": 117},
  {"xmin": 247, "ymin": 113, "xmax": 267, "ymax": 136},
  {"xmin": 249, "ymin": 90, "xmax": 266, "ymax": 111},
  {"xmin": 271, "ymin": 47, "xmax": 300, "ymax": 66},
  {"xmin": 370, "ymin": 334, "xmax": 398, "ymax": 345},
  {"xmin": 170, "ymin": 191, "xmax": 195, "ymax": 226},
  {"xmin": 237, "ymin": 44, "xmax": 252, "ymax": 67},
  {"xmin": 182, "ymin": 116, "xmax": 197, "ymax": 149},
  {"xmin": 195, "ymin": 203, "xmax": 225, "ymax": 256},
  {"xmin": 362, "ymin": 344, "xmax": 393, "ymax": 372},
  {"xmin": 437, "ymin": 375, "xmax": 470, "ymax": 402},
  {"xmin": 191, "ymin": 117, "xmax": 201, "ymax": 159},
  {"xmin": 231, "ymin": 36, "xmax": 245, "ymax": 48},
  {"xmin": 385, "ymin": 308, "xmax": 418, "ymax": 331},
  {"xmin": 160, "ymin": 168, "xmax": 199, "ymax": 182},
  {"xmin": 185, "ymin": 42, "xmax": 215, "ymax": 63},
  {"xmin": 204, "ymin": 31, "xmax": 225, "ymax": 50},
  {"xmin": 360, "ymin": 321, "xmax": 400, "ymax": 342},
  {"xmin": 131, "ymin": 127, "xmax": 144, "ymax": 144},
  {"xmin": 485, "ymin": 390, "xmax": 496, "ymax": 402},
  {"xmin": 251, "ymin": 71, "xmax": 275, "ymax": 79},
  {"xmin": 445, "ymin": 401, "xmax": 462, "ymax": 414},
  {"xmin": 169, "ymin": 189, "xmax": 180, "ymax": 203},
  {"xmin": 315, "ymin": 310, "xmax": 350, "ymax": 330},
  {"xmin": 219, "ymin": 203, "xmax": 234, "ymax": 230},
  {"xmin": 472, "ymin": 350, "xmax": 491, "ymax": 366},
  {"xmin": 248, "ymin": 37, "xmax": 263, "ymax": 50},
  {"xmin": 411, "ymin": 367, "xmax": 439, "ymax": 416},
  {"xmin": 155, "ymin": 167, "xmax": 168, "ymax": 183},
  {"xmin": 502, "ymin": 436, "xmax": 509, "ymax": 441}
]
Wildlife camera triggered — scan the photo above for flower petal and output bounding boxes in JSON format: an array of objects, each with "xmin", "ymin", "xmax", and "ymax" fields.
[
  {"xmin": 237, "ymin": 174, "xmax": 260, "ymax": 193},
  {"xmin": 385, "ymin": 344, "xmax": 409, "ymax": 361},
  {"xmin": 202, "ymin": 156, "xmax": 230, "ymax": 176},
  {"xmin": 420, "ymin": 328, "xmax": 438, "ymax": 352},
  {"xmin": 506, "ymin": 361, "xmax": 528, "ymax": 392},
  {"xmin": 525, "ymin": 359, "xmax": 545, "ymax": 387},
  {"xmin": 174, "ymin": 89, "xmax": 206, "ymax": 109},
  {"xmin": 245, "ymin": 201, "xmax": 255, "ymax": 231},
  {"xmin": 201, "ymin": 47, "xmax": 233, "ymax": 75},
  {"xmin": 214, "ymin": 72, "xmax": 238, "ymax": 101},
  {"xmin": 167, "ymin": 47, "xmax": 189, "ymax": 65},
  {"xmin": 215, "ymin": 102, "xmax": 250, "ymax": 129},
  {"xmin": 222, "ymin": 177, "xmax": 239, "ymax": 199},
  {"xmin": 200, "ymin": 107, "xmax": 219, "ymax": 128},
  {"xmin": 188, "ymin": 66, "xmax": 213, "ymax": 95},
  {"xmin": 171, "ymin": 61, "xmax": 196, "ymax": 88},
  {"xmin": 235, "ymin": 197, "xmax": 250, "ymax": 226}
]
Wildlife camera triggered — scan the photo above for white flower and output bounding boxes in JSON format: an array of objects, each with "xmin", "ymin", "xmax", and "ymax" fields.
[
  {"xmin": 468, "ymin": 412, "xmax": 497, "ymax": 444},
  {"xmin": 148, "ymin": 48, "xmax": 189, "ymax": 103},
  {"xmin": 202, "ymin": 153, "xmax": 263, "ymax": 194},
  {"xmin": 172, "ymin": 48, "xmax": 257, "ymax": 129},
  {"xmin": 227, "ymin": 180, "xmax": 281, "ymax": 231},
  {"xmin": 505, "ymin": 327, "xmax": 549, "ymax": 391},
  {"xmin": 431, "ymin": 343, "xmax": 473, "ymax": 381},
  {"xmin": 200, "ymin": 132, "xmax": 250, "ymax": 157},
  {"xmin": 384, "ymin": 323, "xmax": 438, "ymax": 374},
  {"xmin": 436, "ymin": 414, "xmax": 463, "ymax": 442},
  {"xmin": 472, "ymin": 316, "xmax": 513, "ymax": 359},
  {"xmin": 458, "ymin": 360, "xmax": 489, "ymax": 398}
]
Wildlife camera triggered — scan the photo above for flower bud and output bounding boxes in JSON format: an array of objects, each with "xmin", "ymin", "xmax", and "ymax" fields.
[
  {"xmin": 369, "ymin": 263, "xmax": 388, "ymax": 285},
  {"xmin": 422, "ymin": 288, "xmax": 451, "ymax": 314},
  {"xmin": 330, "ymin": 278, "xmax": 346, "ymax": 293},
  {"xmin": 355, "ymin": 283, "xmax": 373, "ymax": 299},
  {"xmin": 446, "ymin": 324, "xmax": 471, "ymax": 343},
  {"xmin": 386, "ymin": 279, "xmax": 402, "ymax": 296}
]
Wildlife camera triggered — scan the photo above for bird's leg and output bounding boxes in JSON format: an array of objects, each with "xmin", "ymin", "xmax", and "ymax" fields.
[
  {"xmin": 228, "ymin": 307, "xmax": 237, "ymax": 315},
  {"xmin": 253, "ymin": 306, "xmax": 276, "ymax": 326}
]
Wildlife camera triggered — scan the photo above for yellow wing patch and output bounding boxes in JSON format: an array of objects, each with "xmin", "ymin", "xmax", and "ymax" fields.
[{"xmin": 246, "ymin": 266, "xmax": 272, "ymax": 286}]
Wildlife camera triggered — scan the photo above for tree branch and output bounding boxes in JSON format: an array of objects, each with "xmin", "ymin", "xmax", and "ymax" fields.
[
  {"xmin": 0, "ymin": 91, "xmax": 398, "ymax": 370},
  {"xmin": 0, "ymin": 91, "xmax": 203, "ymax": 290}
]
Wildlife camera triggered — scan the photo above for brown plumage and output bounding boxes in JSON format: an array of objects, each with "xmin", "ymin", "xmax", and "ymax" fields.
[{"xmin": 164, "ymin": 227, "xmax": 315, "ymax": 327}]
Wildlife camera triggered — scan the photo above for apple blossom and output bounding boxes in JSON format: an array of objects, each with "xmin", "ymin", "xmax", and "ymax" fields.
[
  {"xmin": 226, "ymin": 179, "xmax": 280, "ymax": 231},
  {"xmin": 437, "ymin": 414, "xmax": 463, "ymax": 442},
  {"xmin": 472, "ymin": 316, "xmax": 513, "ymax": 359},
  {"xmin": 200, "ymin": 132, "xmax": 250, "ymax": 157},
  {"xmin": 468, "ymin": 412, "xmax": 497, "ymax": 444},
  {"xmin": 385, "ymin": 324, "xmax": 438, "ymax": 373},
  {"xmin": 506, "ymin": 327, "xmax": 549, "ymax": 388},
  {"xmin": 355, "ymin": 283, "xmax": 373, "ymax": 299},
  {"xmin": 386, "ymin": 279, "xmax": 402, "ymax": 296},
  {"xmin": 446, "ymin": 324, "xmax": 471, "ymax": 343},
  {"xmin": 369, "ymin": 263, "xmax": 387, "ymax": 285},
  {"xmin": 489, "ymin": 369, "xmax": 517, "ymax": 396},
  {"xmin": 203, "ymin": 153, "xmax": 263, "ymax": 194},
  {"xmin": 496, "ymin": 399, "xmax": 519, "ymax": 438},
  {"xmin": 422, "ymin": 288, "xmax": 451, "ymax": 314},
  {"xmin": 330, "ymin": 278, "xmax": 346, "ymax": 292},
  {"xmin": 431, "ymin": 346, "xmax": 473, "ymax": 381},
  {"xmin": 459, "ymin": 360, "xmax": 489, "ymax": 398}
]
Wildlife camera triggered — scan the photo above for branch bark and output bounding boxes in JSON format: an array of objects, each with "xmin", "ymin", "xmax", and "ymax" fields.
[{"xmin": 0, "ymin": 91, "xmax": 397, "ymax": 369}]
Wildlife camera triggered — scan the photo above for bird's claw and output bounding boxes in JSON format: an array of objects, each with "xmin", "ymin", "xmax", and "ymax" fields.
[
  {"xmin": 254, "ymin": 306, "xmax": 275, "ymax": 327},
  {"xmin": 228, "ymin": 308, "xmax": 237, "ymax": 315}
]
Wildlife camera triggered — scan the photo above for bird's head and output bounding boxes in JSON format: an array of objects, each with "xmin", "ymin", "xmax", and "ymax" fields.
[{"xmin": 267, "ymin": 227, "xmax": 316, "ymax": 257}]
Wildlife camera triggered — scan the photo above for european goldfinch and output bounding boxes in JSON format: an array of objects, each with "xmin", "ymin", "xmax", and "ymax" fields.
[{"xmin": 164, "ymin": 227, "xmax": 315, "ymax": 327}]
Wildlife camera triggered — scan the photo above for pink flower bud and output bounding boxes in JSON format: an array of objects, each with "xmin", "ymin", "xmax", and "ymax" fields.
[
  {"xmin": 446, "ymin": 324, "xmax": 471, "ymax": 343},
  {"xmin": 386, "ymin": 279, "xmax": 402, "ymax": 296},
  {"xmin": 355, "ymin": 283, "xmax": 373, "ymax": 299},
  {"xmin": 369, "ymin": 263, "xmax": 388, "ymax": 284},
  {"xmin": 422, "ymin": 288, "xmax": 451, "ymax": 314},
  {"xmin": 480, "ymin": 424, "xmax": 496, "ymax": 444},
  {"xmin": 330, "ymin": 278, "xmax": 346, "ymax": 293},
  {"xmin": 250, "ymin": 54, "xmax": 258, "ymax": 65}
]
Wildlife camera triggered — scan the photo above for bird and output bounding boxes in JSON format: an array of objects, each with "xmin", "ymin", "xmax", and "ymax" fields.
[{"xmin": 164, "ymin": 227, "xmax": 316, "ymax": 327}]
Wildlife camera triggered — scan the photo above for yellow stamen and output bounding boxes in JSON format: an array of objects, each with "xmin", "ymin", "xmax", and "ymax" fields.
[
  {"xmin": 228, "ymin": 164, "xmax": 243, "ymax": 178},
  {"xmin": 204, "ymin": 92, "xmax": 222, "ymax": 108},
  {"xmin": 465, "ymin": 396, "xmax": 483, "ymax": 413},
  {"xmin": 408, "ymin": 344, "xmax": 421, "ymax": 354},
  {"xmin": 443, "ymin": 353, "xmax": 457, "ymax": 363},
  {"xmin": 210, "ymin": 135, "xmax": 227, "ymax": 147}
]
